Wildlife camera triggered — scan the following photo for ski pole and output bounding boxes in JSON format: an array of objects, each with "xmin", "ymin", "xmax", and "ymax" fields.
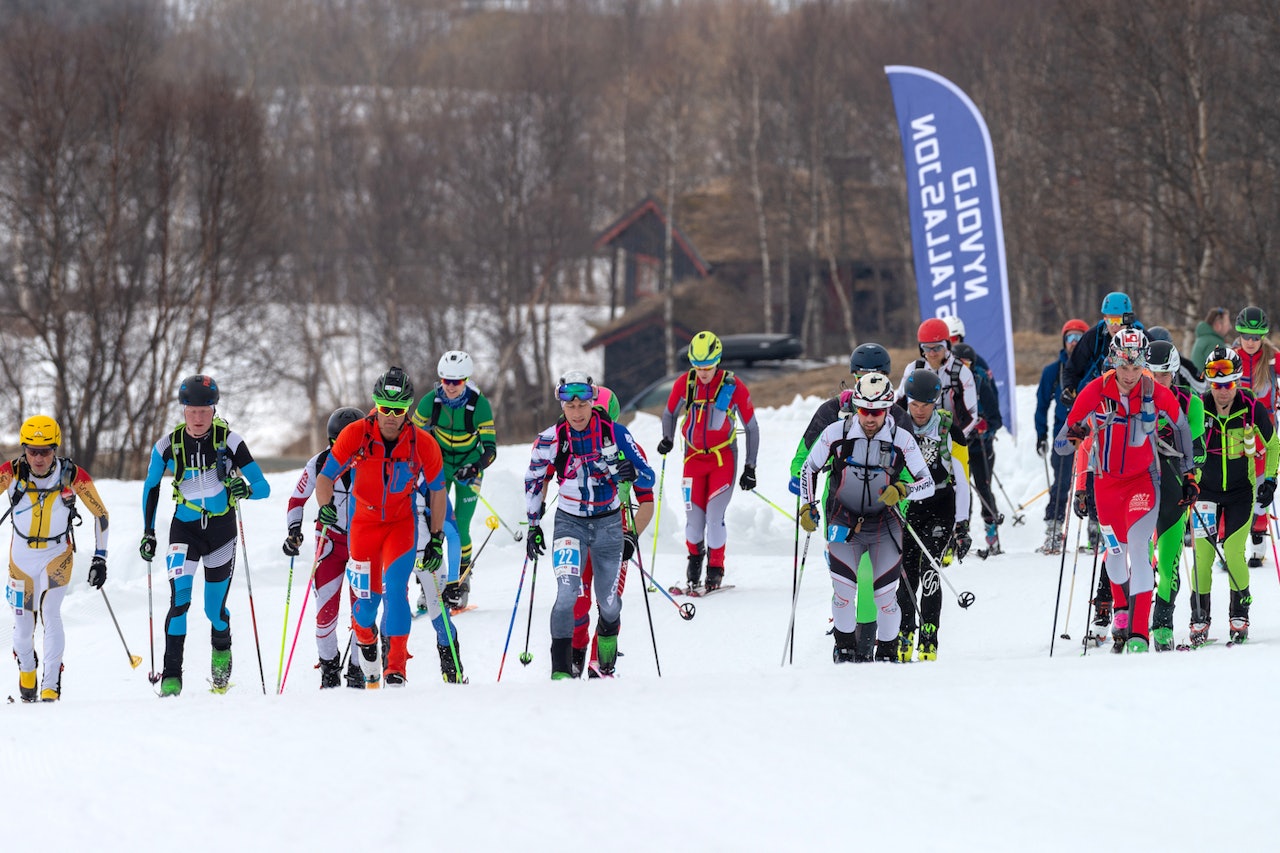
[
  {"xmin": 279, "ymin": 544, "xmax": 322, "ymax": 694},
  {"xmin": 781, "ymin": 531, "xmax": 813, "ymax": 666},
  {"xmin": 477, "ymin": 494, "xmax": 524, "ymax": 542},
  {"xmin": 749, "ymin": 488, "xmax": 796, "ymax": 522},
  {"xmin": 458, "ymin": 517, "xmax": 499, "ymax": 585},
  {"xmin": 991, "ymin": 470, "xmax": 1025, "ymax": 525},
  {"xmin": 1049, "ymin": 512, "xmax": 1072, "ymax": 657},
  {"xmin": 1016, "ymin": 487, "xmax": 1050, "ymax": 513},
  {"xmin": 1060, "ymin": 514, "xmax": 1084, "ymax": 642},
  {"xmin": 276, "ymin": 554, "xmax": 296, "ymax": 694},
  {"xmin": 647, "ymin": 456, "xmax": 666, "ymax": 592},
  {"xmin": 145, "ymin": 554, "xmax": 159, "ymax": 684},
  {"xmin": 1081, "ymin": 534, "xmax": 1101, "ymax": 655},
  {"xmin": 636, "ymin": 564, "xmax": 696, "ymax": 619},
  {"xmin": 518, "ymin": 553, "xmax": 539, "ymax": 666},
  {"xmin": 790, "ymin": 495, "xmax": 800, "ymax": 665},
  {"xmin": 235, "ymin": 505, "xmax": 268, "ymax": 694},
  {"xmin": 497, "ymin": 556, "xmax": 532, "ymax": 682},
  {"xmin": 100, "ymin": 588, "xmax": 142, "ymax": 669},
  {"xmin": 892, "ymin": 507, "xmax": 975, "ymax": 608},
  {"xmin": 626, "ymin": 503, "xmax": 661, "ymax": 677}
]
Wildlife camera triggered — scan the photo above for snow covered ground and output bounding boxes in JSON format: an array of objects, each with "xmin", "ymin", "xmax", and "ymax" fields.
[{"xmin": 5, "ymin": 385, "xmax": 1278, "ymax": 851}]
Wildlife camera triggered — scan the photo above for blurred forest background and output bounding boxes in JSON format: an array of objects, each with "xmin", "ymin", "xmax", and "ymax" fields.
[{"xmin": 1, "ymin": 0, "xmax": 1279, "ymax": 471}]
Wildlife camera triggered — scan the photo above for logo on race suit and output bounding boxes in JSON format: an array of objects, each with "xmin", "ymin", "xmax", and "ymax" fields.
[{"xmin": 1128, "ymin": 491, "xmax": 1153, "ymax": 513}]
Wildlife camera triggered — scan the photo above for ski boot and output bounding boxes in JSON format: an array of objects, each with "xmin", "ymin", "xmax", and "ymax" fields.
[
  {"xmin": 595, "ymin": 635, "xmax": 618, "ymax": 677},
  {"xmin": 1036, "ymin": 521, "xmax": 1064, "ymax": 555},
  {"xmin": 705, "ymin": 565, "xmax": 724, "ymax": 592},
  {"xmin": 18, "ymin": 670, "xmax": 37, "ymax": 703},
  {"xmin": 550, "ymin": 637, "xmax": 574, "ymax": 681},
  {"xmin": 897, "ymin": 629, "xmax": 915, "ymax": 662},
  {"xmin": 1230, "ymin": 587, "xmax": 1252, "ymax": 643},
  {"xmin": 319, "ymin": 656, "xmax": 341, "ymax": 689},
  {"xmin": 685, "ymin": 547, "xmax": 705, "ymax": 592},
  {"xmin": 1247, "ymin": 531, "xmax": 1265, "ymax": 568},
  {"xmin": 571, "ymin": 646, "xmax": 587, "ymax": 679},
  {"xmin": 211, "ymin": 649, "xmax": 232, "ymax": 693},
  {"xmin": 874, "ymin": 639, "xmax": 900, "ymax": 662},
  {"xmin": 438, "ymin": 640, "xmax": 467, "ymax": 684},
  {"xmin": 1188, "ymin": 620, "xmax": 1211, "ymax": 648},
  {"xmin": 1151, "ymin": 627, "xmax": 1175, "ymax": 652},
  {"xmin": 356, "ymin": 637, "xmax": 381, "ymax": 688},
  {"xmin": 832, "ymin": 629, "xmax": 858, "ymax": 664},
  {"xmin": 1110, "ymin": 610, "xmax": 1129, "ymax": 654},
  {"xmin": 416, "ymin": 583, "xmax": 430, "ymax": 613},
  {"xmin": 344, "ymin": 654, "xmax": 364, "ymax": 689},
  {"xmin": 159, "ymin": 675, "xmax": 183, "ymax": 697},
  {"xmin": 1090, "ymin": 600, "xmax": 1112, "ymax": 646},
  {"xmin": 1151, "ymin": 598, "xmax": 1176, "ymax": 652},
  {"xmin": 1125, "ymin": 635, "xmax": 1149, "ymax": 653},
  {"xmin": 983, "ymin": 522, "xmax": 1002, "ymax": 556},
  {"xmin": 917, "ymin": 625, "xmax": 938, "ymax": 661}
]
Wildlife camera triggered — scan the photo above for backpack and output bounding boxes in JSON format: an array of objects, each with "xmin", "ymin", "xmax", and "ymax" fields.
[
  {"xmin": 552, "ymin": 412, "xmax": 618, "ymax": 481},
  {"xmin": 8, "ymin": 456, "xmax": 82, "ymax": 546},
  {"xmin": 170, "ymin": 417, "xmax": 233, "ymax": 516},
  {"xmin": 420, "ymin": 387, "xmax": 479, "ymax": 435}
]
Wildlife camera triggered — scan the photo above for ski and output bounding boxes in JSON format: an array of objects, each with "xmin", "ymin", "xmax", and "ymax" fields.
[
  {"xmin": 1175, "ymin": 638, "xmax": 1219, "ymax": 651},
  {"xmin": 208, "ymin": 680, "xmax": 234, "ymax": 694},
  {"xmin": 586, "ymin": 663, "xmax": 616, "ymax": 679},
  {"xmin": 668, "ymin": 584, "xmax": 735, "ymax": 598},
  {"xmin": 975, "ymin": 546, "xmax": 1002, "ymax": 560}
]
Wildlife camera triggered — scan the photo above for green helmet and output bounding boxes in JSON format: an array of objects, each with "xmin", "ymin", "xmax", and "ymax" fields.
[
  {"xmin": 688, "ymin": 331, "xmax": 723, "ymax": 368},
  {"xmin": 372, "ymin": 366, "xmax": 414, "ymax": 409},
  {"xmin": 1236, "ymin": 306, "xmax": 1269, "ymax": 336}
]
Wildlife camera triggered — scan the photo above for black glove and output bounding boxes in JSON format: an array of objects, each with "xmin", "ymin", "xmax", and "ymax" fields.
[
  {"xmin": 417, "ymin": 532, "xmax": 445, "ymax": 573},
  {"xmin": 1257, "ymin": 477, "xmax": 1277, "ymax": 507},
  {"xmin": 1180, "ymin": 474, "xmax": 1201, "ymax": 507},
  {"xmin": 614, "ymin": 458, "xmax": 637, "ymax": 483},
  {"xmin": 1036, "ymin": 436, "xmax": 1047, "ymax": 457},
  {"xmin": 1073, "ymin": 490, "xmax": 1090, "ymax": 519},
  {"xmin": 739, "ymin": 464, "xmax": 756, "ymax": 491},
  {"xmin": 454, "ymin": 463, "xmax": 480, "ymax": 484},
  {"xmin": 953, "ymin": 521, "xmax": 972, "ymax": 560},
  {"xmin": 527, "ymin": 524, "xmax": 546, "ymax": 561},
  {"xmin": 1061, "ymin": 385, "xmax": 1077, "ymax": 406},
  {"xmin": 88, "ymin": 555, "xmax": 107, "ymax": 589},
  {"xmin": 622, "ymin": 530, "xmax": 639, "ymax": 562},
  {"xmin": 317, "ymin": 502, "xmax": 339, "ymax": 529},
  {"xmin": 282, "ymin": 523, "xmax": 304, "ymax": 557},
  {"xmin": 656, "ymin": 436, "xmax": 673, "ymax": 456},
  {"xmin": 139, "ymin": 531, "xmax": 157, "ymax": 562},
  {"xmin": 224, "ymin": 477, "xmax": 251, "ymax": 501}
]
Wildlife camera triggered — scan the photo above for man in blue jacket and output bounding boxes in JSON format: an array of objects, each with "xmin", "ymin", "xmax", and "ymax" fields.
[{"xmin": 1035, "ymin": 320, "xmax": 1089, "ymax": 553}]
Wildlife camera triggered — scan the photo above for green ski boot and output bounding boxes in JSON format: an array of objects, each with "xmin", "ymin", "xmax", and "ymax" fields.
[
  {"xmin": 211, "ymin": 649, "xmax": 232, "ymax": 693},
  {"xmin": 160, "ymin": 676, "xmax": 183, "ymax": 697}
]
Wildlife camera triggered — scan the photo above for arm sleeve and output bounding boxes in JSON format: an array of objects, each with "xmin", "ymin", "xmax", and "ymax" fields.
[
  {"xmin": 286, "ymin": 455, "xmax": 321, "ymax": 529},
  {"xmin": 141, "ymin": 442, "xmax": 171, "ymax": 530},
  {"xmin": 950, "ymin": 456, "xmax": 971, "ymax": 522},
  {"xmin": 524, "ymin": 429, "xmax": 557, "ymax": 522},
  {"xmin": 72, "ymin": 467, "xmax": 110, "ymax": 555},
  {"xmin": 1034, "ymin": 363, "xmax": 1055, "ymax": 439}
]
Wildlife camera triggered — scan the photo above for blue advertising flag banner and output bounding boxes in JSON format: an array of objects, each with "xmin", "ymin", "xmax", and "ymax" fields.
[{"xmin": 885, "ymin": 65, "xmax": 1015, "ymax": 438}]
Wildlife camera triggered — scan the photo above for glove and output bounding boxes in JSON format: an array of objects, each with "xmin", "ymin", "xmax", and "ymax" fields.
[
  {"xmin": 454, "ymin": 463, "xmax": 480, "ymax": 484},
  {"xmin": 1073, "ymin": 490, "xmax": 1090, "ymax": 519},
  {"xmin": 417, "ymin": 532, "xmax": 445, "ymax": 573},
  {"xmin": 622, "ymin": 530, "xmax": 639, "ymax": 562},
  {"xmin": 739, "ymin": 464, "xmax": 756, "ymax": 491},
  {"xmin": 526, "ymin": 524, "xmax": 546, "ymax": 561},
  {"xmin": 1257, "ymin": 477, "xmax": 1277, "ymax": 507},
  {"xmin": 224, "ymin": 477, "xmax": 251, "ymax": 501},
  {"xmin": 788, "ymin": 475, "xmax": 801, "ymax": 496},
  {"xmin": 879, "ymin": 481, "xmax": 909, "ymax": 506},
  {"xmin": 1066, "ymin": 422, "xmax": 1090, "ymax": 445},
  {"xmin": 88, "ymin": 555, "xmax": 107, "ymax": 589},
  {"xmin": 1036, "ymin": 436, "xmax": 1047, "ymax": 457},
  {"xmin": 656, "ymin": 436, "xmax": 673, "ymax": 456},
  {"xmin": 139, "ymin": 531, "xmax": 157, "ymax": 562},
  {"xmin": 953, "ymin": 521, "xmax": 972, "ymax": 560},
  {"xmin": 317, "ymin": 502, "xmax": 339, "ymax": 529},
  {"xmin": 614, "ymin": 458, "xmax": 637, "ymax": 483},
  {"xmin": 1061, "ymin": 386, "xmax": 1077, "ymax": 406},
  {"xmin": 1180, "ymin": 474, "xmax": 1201, "ymax": 507},
  {"xmin": 799, "ymin": 502, "xmax": 820, "ymax": 533},
  {"xmin": 282, "ymin": 523, "xmax": 304, "ymax": 557}
]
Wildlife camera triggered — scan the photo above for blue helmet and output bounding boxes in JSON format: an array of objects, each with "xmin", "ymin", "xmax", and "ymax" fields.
[{"xmin": 1100, "ymin": 291, "xmax": 1132, "ymax": 316}]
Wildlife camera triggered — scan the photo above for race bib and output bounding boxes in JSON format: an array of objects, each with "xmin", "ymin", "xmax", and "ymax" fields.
[
  {"xmin": 682, "ymin": 477, "xmax": 693, "ymax": 512},
  {"xmin": 346, "ymin": 560, "xmax": 372, "ymax": 599},
  {"xmin": 165, "ymin": 543, "xmax": 190, "ymax": 581},
  {"xmin": 1099, "ymin": 524, "xmax": 1123, "ymax": 557},
  {"xmin": 551, "ymin": 536, "xmax": 583, "ymax": 580},
  {"xmin": 1191, "ymin": 501, "xmax": 1217, "ymax": 539},
  {"xmin": 5, "ymin": 576, "xmax": 24, "ymax": 612}
]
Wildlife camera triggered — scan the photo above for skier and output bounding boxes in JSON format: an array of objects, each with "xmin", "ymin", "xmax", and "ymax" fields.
[
  {"xmin": 1146, "ymin": 326, "xmax": 1204, "ymax": 396},
  {"xmin": 1189, "ymin": 346, "xmax": 1279, "ymax": 645},
  {"xmin": 4, "ymin": 416, "xmax": 110, "ymax": 702},
  {"xmin": 282, "ymin": 406, "xmax": 366, "ymax": 688},
  {"xmin": 1035, "ymin": 319, "xmax": 1089, "ymax": 554},
  {"xmin": 314, "ymin": 367, "xmax": 458, "ymax": 686},
  {"xmin": 952, "ymin": 342, "xmax": 1003, "ymax": 554},
  {"xmin": 1229, "ymin": 307, "xmax": 1280, "ymax": 568},
  {"xmin": 524, "ymin": 371, "xmax": 655, "ymax": 679},
  {"xmin": 1060, "ymin": 329, "xmax": 1195, "ymax": 653},
  {"xmin": 411, "ymin": 350, "xmax": 497, "ymax": 610},
  {"xmin": 1062, "ymin": 291, "xmax": 1138, "ymax": 402},
  {"xmin": 899, "ymin": 318, "xmax": 978, "ymax": 476},
  {"xmin": 1147, "ymin": 341, "xmax": 1205, "ymax": 650},
  {"xmin": 571, "ymin": 384, "xmax": 655, "ymax": 677},
  {"xmin": 799, "ymin": 372, "xmax": 936, "ymax": 663},
  {"xmin": 141, "ymin": 375, "xmax": 271, "ymax": 696},
  {"xmin": 894, "ymin": 370, "xmax": 971, "ymax": 661},
  {"xmin": 656, "ymin": 331, "xmax": 759, "ymax": 592}
]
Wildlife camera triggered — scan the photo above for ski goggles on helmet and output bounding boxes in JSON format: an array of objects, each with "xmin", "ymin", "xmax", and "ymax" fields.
[
  {"xmin": 557, "ymin": 382, "xmax": 594, "ymax": 402},
  {"xmin": 375, "ymin": 403, "xmax": 410, "ymax": 416},
  {"xmin": 1204, "ymin": 359, "xmax": 1240, "ymax": 380}
]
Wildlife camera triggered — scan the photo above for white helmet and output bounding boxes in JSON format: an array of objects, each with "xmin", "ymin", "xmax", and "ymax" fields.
[
  {"xmin": 945, "ymin": 316, "xmax": 966, "ymax": 340},
  {"xmin": 848, "ymin": 372, "xmax": 896, "ymax": 410},
  {"xmin": 437, "ymin": 351, "xmax": 474, "ymax": 381}
]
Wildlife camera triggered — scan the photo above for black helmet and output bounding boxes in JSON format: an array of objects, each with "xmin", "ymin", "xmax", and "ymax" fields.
[
  {"xmin": 1147, "ymin": 341, "xmax": 1180, "ymax": 374},
  {"xmin": 1236, "ymin": 306, "xmax": 1269, "ymax": 336},
  {"xmin": 951, "ymin": 342, "xmax": 978, "ymax": 364},
  {"xmin": 326, "ymin": 406, "xmax": 365, "ymax": 443},
  {"xmin": 904, "ymin": 369, "xmax": 942, "ymax": 404},
  {"xmin": 179, "ymin": 374, "xmax": 219, "ymax": 406},
  {"xmin": 849, "ymin": 343, "xmax": 891, "ymax": 376},
  {"xmin": 372, "ymin": 366, "xmax": 414, "ymax": 408},
  {"xmin": 1145, "ymin": 325, "xmax": 1173, "ymax": 343}
]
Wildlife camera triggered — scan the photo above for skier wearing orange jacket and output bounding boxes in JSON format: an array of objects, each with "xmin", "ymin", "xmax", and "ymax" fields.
[
  {"xmin": 314, "ymin": 366, "xmax": 452, "ymax": 687},
  {"xmin": 1057, "ymin": 328, "xmax": 1196, "ymax": 653}
]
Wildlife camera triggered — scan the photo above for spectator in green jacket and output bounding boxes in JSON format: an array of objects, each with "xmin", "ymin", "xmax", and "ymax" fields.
[{"xmin": 1190, "ymin": 307, "xmax": 1231, "ymax": 374}]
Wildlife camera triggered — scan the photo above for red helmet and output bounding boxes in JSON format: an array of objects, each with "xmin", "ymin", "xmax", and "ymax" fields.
[
  {"xmin": 1061, "ymin": 319, "xmax": 1089, "ymax": 337},
  {"xmin": 917, "ymin": 317, "xmax": 951, "ymax": 345}
]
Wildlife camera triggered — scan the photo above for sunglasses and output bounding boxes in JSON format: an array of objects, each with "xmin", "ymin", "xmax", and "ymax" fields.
[
  {"xmin": 375, "ymin": 404, "xmax": 409, "ymax": 416},
  {"xmin": 1239, "ymin": 333, "xmax": 1264, "ymax": 342},
  {"xmin": 557, "ymin": 382, "xmax": 594, "ymax": 402},
  {"xmin": 921, "ymin": 343, "xmax": 947, "ymax": 354},
  {"xmin": 1204, "ymin": 360, "xmax": 1237, "ymax": 380},
  {"xmin": 24, "ymin": 446, "xmax": 54, "ymax": 458},
  {"xmin": 1103, "ymin": 314, "xmax": 1124, "ymax": 325},
  {"xmin": 1210, "ymin": 380, "xmax": 1238, "ymax": 391},
  {"xmin": 441, "ymin": 377, "xmax": 467, "ymax": 386},
  {"xmin": 857, "ymin": 407, "xmax": 887, "ymax": 417},
  {"xmin": 1065, "ymin": 332, "xmax": 1084, "ymax": 344}
]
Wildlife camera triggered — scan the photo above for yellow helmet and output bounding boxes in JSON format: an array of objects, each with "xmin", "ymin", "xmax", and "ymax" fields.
[
  {"xmin": 20, "ymin": 415, "xmax": 61, "ymax": 447},
  {"xmin": 688, "ymin": 331, "xmax": 723, "ymax": 368}
]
